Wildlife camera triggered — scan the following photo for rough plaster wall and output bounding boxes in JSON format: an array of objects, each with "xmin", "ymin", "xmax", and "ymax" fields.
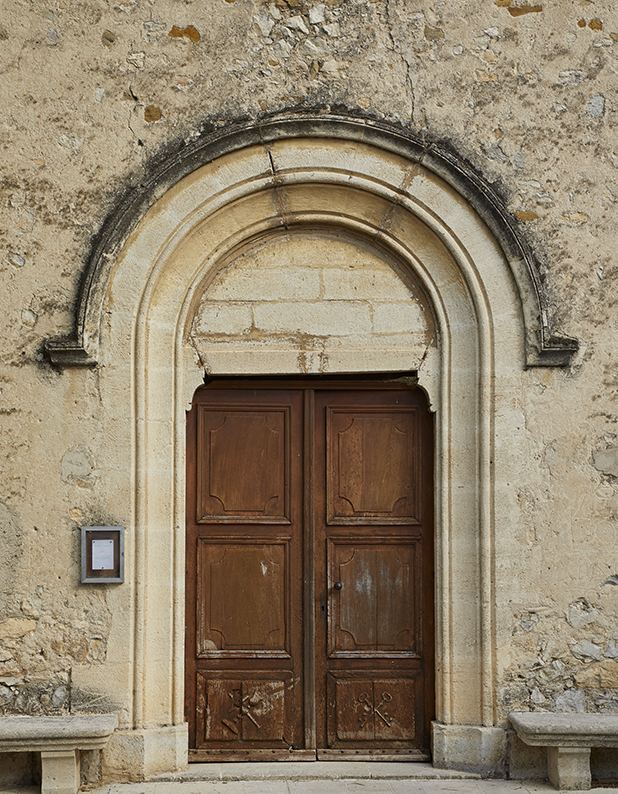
[
  {"xmin": 190, "ymin": 231, "xmax": 434, "ymax": 374},
  {"xmin": 496, "ymin": 361, "xmax": 618, "ymax": 719},
  {"xmin": 0, "ymin": 0, "xmax": 617, "ymax": 735},
  {"xmin": 0, "ymin": 363, "xmax": 117, "ymax": 716}
]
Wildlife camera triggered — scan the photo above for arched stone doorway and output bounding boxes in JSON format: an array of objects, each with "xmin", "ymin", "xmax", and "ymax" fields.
[
  {"xmin": 45, "ymin": 116, "xmax": 576, "ymax": 778},
  {"xmin": 183, "ymin": 227, "xmax": 437, "ymax": 760}
]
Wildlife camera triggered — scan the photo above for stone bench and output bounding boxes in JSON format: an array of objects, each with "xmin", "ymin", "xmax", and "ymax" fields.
[
  {"xmin": 509, "ymin": 711, "xmax": 618, "ymax": 790},
  {"xmin": 0, "ymin": 714, "xmax": 118, "ymax": 794}
]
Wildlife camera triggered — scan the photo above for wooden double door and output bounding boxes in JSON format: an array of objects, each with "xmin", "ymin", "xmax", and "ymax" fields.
[{"xmin": 185, "ymin": 380, "xmax": 434, "ymax": 761}]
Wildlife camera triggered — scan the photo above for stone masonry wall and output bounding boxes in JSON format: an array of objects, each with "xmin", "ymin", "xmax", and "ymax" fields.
[
  {"xmin": 191, "ymin": 230, "xmax": 435, "ymax": 374},
  {"xmin": 1, "ymin": 0, "xmax": 618, "ymax": 771}
]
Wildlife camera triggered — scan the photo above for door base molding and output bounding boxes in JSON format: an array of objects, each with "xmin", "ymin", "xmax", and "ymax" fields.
[
  {"xmin": 190, "ymin": 749, "xmax": 316, "ymax": 763},
  {"xmin": 189, "ymin": 748, "xmax": 431, "ymax": 763},
  {"xmin": 318, "ymin": 749, "xmax": 430, "ymax": 762}
]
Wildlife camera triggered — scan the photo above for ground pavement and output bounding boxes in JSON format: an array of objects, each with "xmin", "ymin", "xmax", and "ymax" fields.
[{"xmin": 3, "ymin": 762, "xmax": 618, "ymax": 794}]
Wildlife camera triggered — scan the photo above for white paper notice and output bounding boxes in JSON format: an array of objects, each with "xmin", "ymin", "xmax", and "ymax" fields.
[{"xmin": 92, "ymin": 538, "xmax": 114, "ymax": 570}]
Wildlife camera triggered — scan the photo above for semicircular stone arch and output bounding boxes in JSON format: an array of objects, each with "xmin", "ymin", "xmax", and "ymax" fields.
[{"xmin": 48, "ymin": 120, "xmax": 578, "ymax": 777}]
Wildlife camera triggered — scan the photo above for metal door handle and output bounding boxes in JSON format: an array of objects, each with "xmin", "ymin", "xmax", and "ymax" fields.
[{"xmin": 333, "ymin": 581, "xmax": 343, "ymax": 591}]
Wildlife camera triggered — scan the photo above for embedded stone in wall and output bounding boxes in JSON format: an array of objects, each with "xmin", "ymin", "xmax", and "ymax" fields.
[
  {"xmin": 566, "ymin": 599, "xmax": 598, "ymax": 629},
  {"xmin": 0, "ymin": 619, "xmax": 36, "ymax": 641},
  {"xmin": 555, "ymin": 688, "xmax": 586, "ymax": 713},
  {"xmin": 593, "ymin": 446, "xmax": 618, "ymax": 477},
  {"xmin": 60, "ymin": 447, "xmax": 97, "ymax": 488},
  {"xmin": 190, "ymin": 230, "xmax": 434, "ymax": 375}
]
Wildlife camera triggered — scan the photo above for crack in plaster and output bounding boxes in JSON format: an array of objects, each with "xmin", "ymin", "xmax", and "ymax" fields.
[
  {"xmin": 384, "ymin": 0, "xmax": 416, "ymax": 123},
  {"xmin": 265, "ymin": 146, "xmax": 289, "ymax": 230}
]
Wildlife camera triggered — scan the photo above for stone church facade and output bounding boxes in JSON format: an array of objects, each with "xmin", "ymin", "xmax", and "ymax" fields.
[{"xmin": 1, "ymin": 0, "xmax": 618, "ymax": 786}]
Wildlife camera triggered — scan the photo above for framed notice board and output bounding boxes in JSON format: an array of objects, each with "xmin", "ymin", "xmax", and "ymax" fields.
[{"xmin": 81, "ymin": 526, "xmax": 124, "ymax": 583}]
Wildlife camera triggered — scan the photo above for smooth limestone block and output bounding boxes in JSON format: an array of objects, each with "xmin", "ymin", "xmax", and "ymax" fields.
[
  {"xmin": 431, "ymin": 722, "xmax": 507, "ymax": 776},
  {"xmin": 40, "ymin": 749, "xmax": 79, "ymax": 794},
  {"xmin": 547, "ymin": 746, "xmax": 591, "ymax": 791}
]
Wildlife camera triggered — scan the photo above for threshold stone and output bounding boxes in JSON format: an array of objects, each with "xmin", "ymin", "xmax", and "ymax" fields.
[{"xmin": 149, "ymin": 761, "xmax": 480, "ymax": 782}]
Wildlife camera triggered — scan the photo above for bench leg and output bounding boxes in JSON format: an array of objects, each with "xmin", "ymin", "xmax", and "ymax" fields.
[
  {"xmin": 547, "ymin": 746, "xmax": 591, "ymax": 790},
  {"xmin": 40, "ymin": 749, "xmax": 80, "ymax": 794}
]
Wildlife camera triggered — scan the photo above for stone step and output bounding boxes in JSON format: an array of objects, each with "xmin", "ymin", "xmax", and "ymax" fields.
[{"xmin": 149, "ymin": 762, "xmax": 480, "ymax": 782}]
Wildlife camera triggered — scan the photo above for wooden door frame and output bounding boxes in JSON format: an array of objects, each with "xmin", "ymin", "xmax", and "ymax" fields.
[{"xmin": 185, "ymin": 374, "xmax": 435, "ymax": 759}]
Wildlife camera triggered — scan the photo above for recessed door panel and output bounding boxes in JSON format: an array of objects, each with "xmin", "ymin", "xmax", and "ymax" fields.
[
  {"xmin": 327, "ymin": 407, "xmax": 420, "ymax": 524},
  {"xmin": 328, "ymin": 674, "xmax": 419, "ymax": 744},
  {"xmin": 197, "ymin": 405, "xmax": 290, "ymax": 523},
  {"xmin": 196, "ymin": 672, "xmax": 292, "ymax": 747},
  {"xmin": 328, "ymin": 539, "xmax": 420, "ymax": 657},
  {"xmin": 197, "ymin": 540, "xmax": 289, "ymax": 657}
]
